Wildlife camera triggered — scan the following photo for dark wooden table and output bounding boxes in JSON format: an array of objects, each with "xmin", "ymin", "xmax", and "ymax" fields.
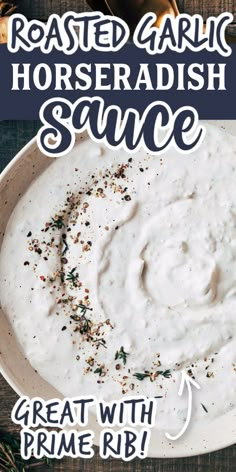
[{"xmin": 1, "ymin": 1, "xmax": 236, "ymax": 470}]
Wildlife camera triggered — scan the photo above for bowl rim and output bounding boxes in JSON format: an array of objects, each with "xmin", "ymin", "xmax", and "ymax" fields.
[
  {"xmin": 0, "ymin": 135, "xmax": 38, "ymax": 398},
  {"xmin": 0, "ymin": 131, "xmax": 236, "ymax": 459}
]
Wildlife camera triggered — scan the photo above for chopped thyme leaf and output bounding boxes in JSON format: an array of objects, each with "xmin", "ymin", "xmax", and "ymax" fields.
[
  {"xmin": 79, "ymin": 303, "xmax": 90, "ymax": 316},
  {"xmin": 66, "ymin": 267, "xmax": 79, "ymax": 287},
  {"xmin": 115, "ymin": 346, "xmax": 129, "ymax": 365},
  {"xmin": 134, "ymin": 369, "xmax": 172, "ymax": 381},
  {"xmin": 79, "ymin": 317, "xmax": 92, "ymax": 335},
  {"xmin": 133, "ymin": 372, "xmax": 151, "ymax": 381},
  {"xmin": 94, "ymin": 367, "xmax": 103, "ymax": 376},
  {"xmin": 158, "ymin": 369, "xmax": 172, "ymax": 379},
  {"xmin": 71, "ymin": 304, "xmax": 92, "ymax": 335},
  {"xmin": 94, "ymin": 338, "xmax": 107, "ymax": 349},
  {"xmin": 50, "ymin": 216, "xmax": 65, "ymax": 229}
]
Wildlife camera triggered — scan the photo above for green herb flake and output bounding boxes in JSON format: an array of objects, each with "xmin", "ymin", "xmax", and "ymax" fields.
[
  {"xmin": 50, "ymin": 216, "xmax": 65, "ymax": 230},
  {"xmin": 134, "ymin": 369, "xmax": 172, "ymax": 382},
  {"xmin": 66, "ymin": 267, "xmax": 79, "ymax": 287},
  {"xmin": 157, "ymin": 369, "xmax": 172, "ymax": 379},
  {"xmin": 79, "ymin": 317, "xmax": 92, "ymax": 335},
  {"xmin": 133, "ymin": 372, "xmax": 151, "ymax": 381},
  {"xmin": 115, "ymin": 346, "xmax": 129, "ymax": 365},
  {"xmin": 94, "ymin": 367, "xmax": 103, "ymax": 376},
  {"xmin": 79, "ymin": 304, "xmax": 89, "ymax": 316}
]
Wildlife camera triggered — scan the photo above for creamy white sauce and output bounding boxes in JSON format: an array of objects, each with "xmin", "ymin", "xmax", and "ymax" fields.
[{"xmin": 1, "ymin": 124, "xmax": 236, "ymax": 431}]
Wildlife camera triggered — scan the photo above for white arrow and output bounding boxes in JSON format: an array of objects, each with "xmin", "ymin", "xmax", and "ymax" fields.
[{"xmin": 165, "ymin": 370, "xmax": 200, "ymax": 441}]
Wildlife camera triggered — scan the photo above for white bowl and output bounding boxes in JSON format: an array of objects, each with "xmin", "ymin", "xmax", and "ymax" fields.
[{"xmin": 0, "ymin": 125, "xmax": 236, "ymax": 458}]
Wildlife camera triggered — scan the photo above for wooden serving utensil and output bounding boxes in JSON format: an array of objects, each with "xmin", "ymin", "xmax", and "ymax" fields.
[
  {"xmin": 86, "ymin": 0, "xmax": 236, "ymax": 43},
  {"xmin": 0, "ymin": 1, "xmax": 18, "ymax": 43},
  {"xmin": 105, "ymin": 0, "xmax": 179, "ymax": 31},
  {"xmin": 86, "ymin": 0, "xmax": 111, "ymax": 15}
]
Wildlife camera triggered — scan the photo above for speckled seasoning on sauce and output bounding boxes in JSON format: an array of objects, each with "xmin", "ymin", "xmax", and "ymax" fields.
[{"xmin": 0, "ymin": 124, "xmax": 236, "ymax": 432}]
